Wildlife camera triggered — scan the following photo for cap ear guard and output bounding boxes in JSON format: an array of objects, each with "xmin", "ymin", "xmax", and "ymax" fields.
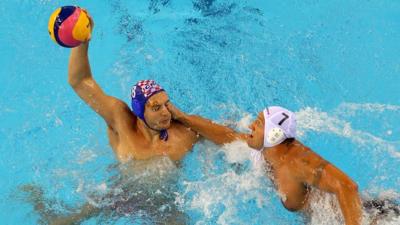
[{"xmin": 266, "ymin": 127, "xmax": 286, "ymax": 146}]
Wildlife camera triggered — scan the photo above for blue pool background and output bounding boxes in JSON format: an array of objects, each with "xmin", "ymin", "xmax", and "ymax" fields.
[{"xmin": 0, "ymin": 0, "xmax": 399, "ymax": 224}]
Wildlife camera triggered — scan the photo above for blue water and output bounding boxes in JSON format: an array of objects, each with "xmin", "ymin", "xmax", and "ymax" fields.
[{"xmin": 1, "ymin": 0, "xmax": 399, "ymax": 224}]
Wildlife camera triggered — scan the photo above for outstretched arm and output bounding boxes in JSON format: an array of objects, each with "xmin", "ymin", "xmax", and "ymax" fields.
[
  {"xmin": 166, "ymin": 102, "xmax": 247, "ymax": 145},
  {"xmin": 68, "ymin": 17, "xmax": 132, "ymax": 130}
]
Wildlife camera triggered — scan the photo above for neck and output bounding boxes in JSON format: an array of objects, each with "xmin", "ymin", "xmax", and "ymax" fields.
[
  {"xmin": 137, "ymin": 119, "xmax": 160, "ymax": 143},
  {"xmin": 262, "ymin": 142, "xmax": 292, "ymax": 162}
]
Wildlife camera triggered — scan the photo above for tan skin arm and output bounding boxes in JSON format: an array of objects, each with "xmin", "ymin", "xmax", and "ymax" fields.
[
  {"xmin": 166, "ymin": 102, "xmax": 246, "ymax": 145},
  {"xmin": 299, "ymin": 161, "xmax": 362, "ymax": 225},
  {"xmin": 52, "ymin": 13, "xmax": 132, "ymax": 225},
  {"xmin": 68, "ymin": 18, "xmax": 132, "ymax": 131}
]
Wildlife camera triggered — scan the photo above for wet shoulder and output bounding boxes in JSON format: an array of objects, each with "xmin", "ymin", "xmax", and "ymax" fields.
[
  {"xmin": 289, "ymin": 142, "xmax": 327, "ymax": 168},
  {"xmin": 169, "ymin": 120, "xmax": 198, "ymax": 140}
]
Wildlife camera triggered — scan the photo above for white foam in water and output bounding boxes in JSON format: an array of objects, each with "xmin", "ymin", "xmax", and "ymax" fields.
[
  {"xmin": 222, "ymin": 141, "xmax": 252, "ymax": 164},
  {"xmin": 198, "ymin": 141, "xmax": 348, "ymax": 225},
  {"xmin": 235, "ymin": 113, "xmax": 253, "ymax": 133},
  {"xmin": 181, "ymin": 141, "xmax": 273, "ymax": 225},
  {"xmin": 75, "ymin": 149, "xmax": 97, "ymax": 165},
  {"xmin": 182, "ymin": 140, "xmax": 363, "ymax": 225},
  {"xmin": 296, "ymin": 105, "xmax": 400, "ymax": 160},
  {"xmin": 337, "ymin": 103, "xmax": 400, "ymax": 115},
  {"xmin": 307, "ymin": 189, "xmax": 344, "ymax": 225}
]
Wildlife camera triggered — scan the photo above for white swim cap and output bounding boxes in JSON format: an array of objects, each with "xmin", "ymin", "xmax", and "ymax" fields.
[{"xmin": 263, "ymin": 106, "xmax": 296, "ymax": 148}]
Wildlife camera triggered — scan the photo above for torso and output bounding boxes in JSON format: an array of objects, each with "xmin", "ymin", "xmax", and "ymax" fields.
[
  {"xmin": 107, "ymin": 113, "xmax": 198, "ymax": 163},
  {"xmin": 263, "ymin": 140, "xmax": 328, "ymax": 212}
]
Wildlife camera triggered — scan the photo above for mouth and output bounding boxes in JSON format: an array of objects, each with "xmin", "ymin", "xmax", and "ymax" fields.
[{"xmin": 160, "ymin": 118, "xmax": 170, "ymax": 124}]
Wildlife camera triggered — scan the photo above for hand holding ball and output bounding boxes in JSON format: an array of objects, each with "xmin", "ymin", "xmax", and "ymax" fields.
[{"xmin": 48, "ymin": 6, "xmax": 92, "ymax": 48}]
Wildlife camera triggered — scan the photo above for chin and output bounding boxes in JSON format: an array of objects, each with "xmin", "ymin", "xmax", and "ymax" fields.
[
  {"xmin": 159, "ymin": 121, "xmax": 171, "ymax": 129},
  {"xmin": 247, "ymin": 138, "xmax": 262, "ymax": 150},
  {"xmin": 246, "ymin": 138, "xmax": 255, "ymax": 148}
]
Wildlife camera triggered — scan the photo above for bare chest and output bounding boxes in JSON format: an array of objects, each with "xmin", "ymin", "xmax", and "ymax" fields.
[
  {"xmin": 108, "ymin": 126, "xmax": 196, "ymax": 162},
  {"xmin": 263, "ymin": 149, "xmax": 320, "ymax": 211}
]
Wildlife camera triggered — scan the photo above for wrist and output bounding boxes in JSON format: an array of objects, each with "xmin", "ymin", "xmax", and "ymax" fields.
[{"xmin": 77, "ymin": 42, "xmax": 89, "ymax": 51}]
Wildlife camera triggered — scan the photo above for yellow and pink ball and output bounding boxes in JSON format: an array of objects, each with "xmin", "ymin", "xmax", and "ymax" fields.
[{"xmin": 48, "ymin": 6, "xmax": 92, "ymax": 48}]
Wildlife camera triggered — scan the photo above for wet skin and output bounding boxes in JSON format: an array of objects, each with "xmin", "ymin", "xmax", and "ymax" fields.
[{"xmin": 69, "ymin": 43, "xmax": 199, "ymax": 163}]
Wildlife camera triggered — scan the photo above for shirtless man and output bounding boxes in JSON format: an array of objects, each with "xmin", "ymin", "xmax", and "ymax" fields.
[
  {"xmin": 166, "ymin": 104, "xmax": 363, "ymax": 225},
  {"xmin": 69, "ymin": 42, "xmax": 198, "ymax": 162},
  {"xmin": 67, "ymin": 13, "xmax": 232, "ymax": 163}
]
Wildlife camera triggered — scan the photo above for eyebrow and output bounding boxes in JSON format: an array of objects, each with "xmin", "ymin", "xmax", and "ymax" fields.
[{"xmin": 150, "ymin": 99, "xmax": 169, "ymax": 107}]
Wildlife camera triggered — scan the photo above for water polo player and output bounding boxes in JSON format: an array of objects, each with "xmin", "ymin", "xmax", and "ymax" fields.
[
  {"xmin": 48, "ymin": 6, "xmax": 201, "ymax": 162},
  {"xmin": 28, "ymin": 10, "xmax": 240, "ymax": 224},
  {"xmin": 67, "ymin": 18, "xmax": 200, "ymax": 163}
]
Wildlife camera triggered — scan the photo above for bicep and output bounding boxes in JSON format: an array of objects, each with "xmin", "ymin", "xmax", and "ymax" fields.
[{"xmin": 72, "ymin": 77, "xmax": 132, "ymax": 128}]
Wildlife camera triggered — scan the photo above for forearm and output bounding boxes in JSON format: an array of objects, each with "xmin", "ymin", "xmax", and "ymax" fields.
[
  {"xmin": 178, "ymin": 114, "xmax": 245, "ymax": 145},
  {"xmin": 68, "ymin": 43, "xmax": 92, "ymax": 87},
  {"xmin": 337, "ymin": 188, "xmax": 362, "ymax": 225}
]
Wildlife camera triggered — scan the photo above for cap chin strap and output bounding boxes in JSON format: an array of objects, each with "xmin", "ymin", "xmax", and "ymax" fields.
[{"xmin": 142, "ymin": 119, "xmax": 169, "ymax": 141}]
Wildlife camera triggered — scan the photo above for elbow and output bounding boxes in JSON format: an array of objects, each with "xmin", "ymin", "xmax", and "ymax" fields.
[
  {"xmin": 212, "ymin": 138, "xmax": 227, "ymax": 146},
  {"xmin": 209, "ymin": 135, "xmax": 233, "ymax": 146},
  {"xmin": 68, "ymin": 79, "xmax": 76, "ymax": 88},
  {"xmin": 343, "ymin": 180, "xmax": 359, "ymax": 193},
  {"xmin": 218, "ymin": 132, "xmax": 238, "ymax": 145},
  {"xmin": 216, "ymin": 140, "xmax": 230, "ymax": 146},
  {"xmin": 216, "ymin": 133, "xmax": 240, "ymax": 145},
  {"xmin": 348, "ymin": 181, "xmax": 359, "ymax": 193},
  {"xmin": 334, "ymin": 179, "xmax": 359, "ymax": 196},
  {"xmin": 68, "ymin": 74, "xmax": 79, "ymax": 88},
  {"xmin": 68, "ymin": 76, "xmax": 90, "ymax": 89}
]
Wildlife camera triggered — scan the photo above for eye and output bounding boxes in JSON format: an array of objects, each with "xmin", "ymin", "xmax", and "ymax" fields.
[{"xmin": 152, "ymin": 105, "xmax": 160, "ymax": 111}]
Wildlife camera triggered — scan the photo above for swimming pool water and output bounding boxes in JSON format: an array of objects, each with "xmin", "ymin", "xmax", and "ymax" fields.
[{"xmin": 1, "ymin": 0, "xmax": 399, "ymax": 224}]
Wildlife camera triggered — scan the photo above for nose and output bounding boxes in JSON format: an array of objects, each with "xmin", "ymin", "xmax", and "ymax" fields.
[{"xmin": 160, "ymin": 105, "xmax": 170, "ymax": 117}]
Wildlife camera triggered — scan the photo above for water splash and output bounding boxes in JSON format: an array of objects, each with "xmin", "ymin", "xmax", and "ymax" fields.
[{"xmin": 296, "ymin": 105, "xmax": 400, "ymax": 160}]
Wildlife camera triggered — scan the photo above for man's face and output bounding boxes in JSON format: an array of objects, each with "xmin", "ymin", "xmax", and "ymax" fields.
[
  {"xmin": 247, "ymin": 112, "xmax": 264, "ymax": 150},
  {"xmin": 143, "ymin": 92, "xmax": 172, "ymax": 130}
]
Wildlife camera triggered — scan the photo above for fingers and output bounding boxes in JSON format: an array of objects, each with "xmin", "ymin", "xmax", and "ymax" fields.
[
  {"xmin": 80, "ymin": 7, "xmax": 94, "ymax": 42},
  {"xmin": 165, "ymin": 101, "xmax": 177, "ymax": 113},
  {"xmin": 165, "ymin": 102, "xmax": 183, "ymax": 120},
  {"xmin": 165, "ymin": 102, "xmax": 177, "ymax": 117},
  {"xmin": 87, "ymin": 13, "xmax": 94, "ymax": 29}
]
